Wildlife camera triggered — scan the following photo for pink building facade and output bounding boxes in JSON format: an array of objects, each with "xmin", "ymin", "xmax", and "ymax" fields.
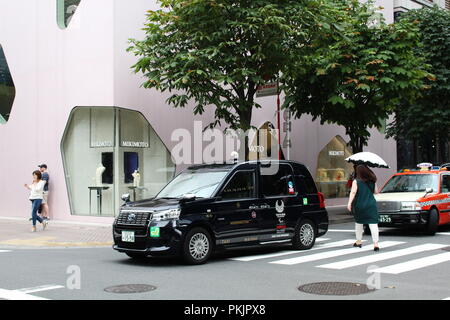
[{"xmin": 0, "ymin": 0, "xmax": 398, "ymax": 224}]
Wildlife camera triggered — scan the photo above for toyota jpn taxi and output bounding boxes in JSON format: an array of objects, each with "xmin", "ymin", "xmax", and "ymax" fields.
[
  {"xmin": 112, "ymin": 160, "xmax": 329, "ymax": 264},
  {"xmin": 374, "ymin": 163, "xmax": 450, "ymax": 235}
]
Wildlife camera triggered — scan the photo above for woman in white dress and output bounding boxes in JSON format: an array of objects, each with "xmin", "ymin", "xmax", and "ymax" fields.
[{"xmin": 24, "ymin": 170, "xmax": 48, "ymax": 232}]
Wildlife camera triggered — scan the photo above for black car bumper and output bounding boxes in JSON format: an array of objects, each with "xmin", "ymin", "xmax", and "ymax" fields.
[
  {"xmin": 378, "ymin": 210, "xmax": 429, "ymax": 227},
  {"xmin": 113, "ymin": 220, "xmax": 184, "ymax": 257}
]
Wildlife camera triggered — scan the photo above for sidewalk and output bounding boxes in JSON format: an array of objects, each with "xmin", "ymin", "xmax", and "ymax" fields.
[
  {"xmin": 0, "ymin": 207, "xmax": 350, "ymax": 249},
  {"xmin": 0, "ymin": 218, "xmax": 113, "ymax": 249}
]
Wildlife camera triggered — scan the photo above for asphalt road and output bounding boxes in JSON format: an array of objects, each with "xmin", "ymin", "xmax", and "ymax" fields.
[{"xmin": 1, "ymin": 222, "xmax": 450, "ymax": 300}]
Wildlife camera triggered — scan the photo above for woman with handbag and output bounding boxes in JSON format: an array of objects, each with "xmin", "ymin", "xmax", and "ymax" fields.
[
  {"xmin": 24, "ymin": 170, "xmax": 48, "ymax": 232},
  {"xmin": 347, "ymin": 165, "xmax": 380, "ymax": 251}
]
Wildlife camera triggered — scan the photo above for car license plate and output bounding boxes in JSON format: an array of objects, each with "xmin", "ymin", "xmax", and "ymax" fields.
[
  {"xmin": 121, "ymin": 231, "xmax": 135, "ymax": 242},
  {"xmin": 379, "ymin": 215, "xmax": 392, "ymax": 223}
]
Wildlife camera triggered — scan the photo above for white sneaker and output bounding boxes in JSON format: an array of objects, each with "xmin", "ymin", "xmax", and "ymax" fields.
[{"xmin": 42, "ymin": 220, "xmax": 48, "ymax": 230}]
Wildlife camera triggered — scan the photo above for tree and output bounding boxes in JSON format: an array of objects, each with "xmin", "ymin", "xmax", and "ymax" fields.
[
  {"xmin": 386, "ymin": 6, "xmax": 450, "ymax": 164},
  {"xmin": 128, "ymin": 0, "xmax": 346, "ymax": 159},
  {"xmin": 282, "ymin": 0, "xmax": 432, "ymax": 153}
]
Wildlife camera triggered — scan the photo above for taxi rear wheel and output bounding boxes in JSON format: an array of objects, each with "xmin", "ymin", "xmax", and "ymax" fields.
[
  {"xmin": 182, "ymin": 227, "xmax": 213, "ymax": 265},
  {"xmin": 292, "ymin": 219, "xmax": 316, "ymax": 250},
  {"xmin": 424, "ymin": 208, "xmax": 438, "ymax": 236}
]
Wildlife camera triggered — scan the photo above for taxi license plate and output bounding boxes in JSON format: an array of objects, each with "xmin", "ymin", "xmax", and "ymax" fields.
[
  {"xmin": 379, "ymin": 215, "xmax": 392, "ymax": 223},
  {"xmin": 121, "ymin": 231, "xmax": 135, "ymax": 242}
]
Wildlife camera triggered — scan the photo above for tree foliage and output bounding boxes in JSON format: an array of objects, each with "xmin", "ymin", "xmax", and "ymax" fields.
[
  {"xmin": 283, "ymin": 0, "xmax": 432, "ymax": 153},
  {"xmin": 386, "ymin": 6, "xmax": 450, "ymax": 162},
  {"xmin": 128, "ymin": 0, "xmax": 345, "ymax": 134}
]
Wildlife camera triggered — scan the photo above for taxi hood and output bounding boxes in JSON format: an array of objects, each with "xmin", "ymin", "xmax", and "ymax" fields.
[{"xmin": 375, "ymin": 192, "xmax": 430, "ymax": 202}]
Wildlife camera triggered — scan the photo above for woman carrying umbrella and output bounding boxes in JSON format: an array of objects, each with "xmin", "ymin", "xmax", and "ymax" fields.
[{"xmin": 347, "ymin": 165, "xmax": 380, "ymax": 251}]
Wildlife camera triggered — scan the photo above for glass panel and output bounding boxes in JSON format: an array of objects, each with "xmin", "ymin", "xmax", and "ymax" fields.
[
  {"xmin": 220, "ymin": 171, "xmax": 255, "ymax": 199},
  {"xmin": 62, "ymin": 107, "xmax": 115, "ymax": 216},
  {"xmin": 0, "ymin": 44, "xmax": 15, "ymax": 124},
  {"xmin": 315, "ymin": 136, "xmax": 354, "ymax": 199},
  {"xmin": 62, "ymin": 107, "xmax": 176, "ymax": 215},
  {"xmin": 57, "ymin": 0, "xmax": 81, "ymax": 29},
  {"xmin": 442, "ymin": 176, "xmax": 450, "ymax": 193},
  {"xmin": 157, "ymin": 170, "xmax": 229, "ymax": 199},
  {"xmin": 261, "ymin": 164, "xmax": 293, "ymax": 197},
  {"xmin": 381, "ymin": 174, "xmax": 439, "ymax": 193}
]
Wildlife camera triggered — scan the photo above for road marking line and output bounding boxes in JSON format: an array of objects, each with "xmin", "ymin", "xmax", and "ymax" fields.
[
  {"xmin": 369, "ymin": 252, "xmax": 450, "ymax": 274},
  {"xmin": 317, "ymin": 244, "xmax": 448, "ymax": 270},
  {"xmin": 231, "ymin": 239, "xmax": 364, "ymax": 262},
  {"xmin": 315, "ymin": 238, "xmax": 330, "ymax": 243},
  {"xmin": 0, "ymin": 288, "xmax": 49, "ymax": 300},
  {"xmin": 443, "ymin": 297, "xmax": 450, "ymax": 300},
  {"xmin": 436, "ymin": 232, "xmax": 450, "ymax": 236},
  {"xmin": 327, "ymin": 229, "xmax": 354, "ymax": 233},
  {"xmin": 0, "ymin": 250, "xmax": 11, "ymax": 253},
  {"xmin": 18, "ymin": 285, "xmax": 65, "ymax": 294},
  {"xmin": 269, "ymin": 241, "xmax": 404, "ymax": 265}
]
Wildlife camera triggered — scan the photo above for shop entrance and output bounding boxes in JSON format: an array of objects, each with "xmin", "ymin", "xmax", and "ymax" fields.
[{"xmin": 62, "ymin": 107, "xmax": 175, "ymax": 216}]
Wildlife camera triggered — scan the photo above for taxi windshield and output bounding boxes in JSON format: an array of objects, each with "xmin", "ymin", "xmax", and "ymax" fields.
[
  {"xmin": 155, "ymin": 169, "xmax": 229, "ymax": 199},
  {"xmin": 381, "ymin": 174, "xmax": 439, "ymax": 193}
]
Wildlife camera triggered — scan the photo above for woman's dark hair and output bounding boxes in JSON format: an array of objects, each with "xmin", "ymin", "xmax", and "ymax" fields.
[
  {"xmin": 356, "ymin": 165, "xmax": 377, "ymax": 183},
  {"xmin": 32, "ymin": 170, "xmax": 42, "ymax": 180}
]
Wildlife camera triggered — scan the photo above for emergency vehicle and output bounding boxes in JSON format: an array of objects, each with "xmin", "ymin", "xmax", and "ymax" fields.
[{"xmin": 374, "ymin": 163, "xmax": 450, "ymax": 235}]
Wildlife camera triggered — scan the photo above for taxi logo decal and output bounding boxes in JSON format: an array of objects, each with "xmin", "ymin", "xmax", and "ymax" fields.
[{"xmin": 275, "ymin": 200, "xmax": 284, "ymax": 213}]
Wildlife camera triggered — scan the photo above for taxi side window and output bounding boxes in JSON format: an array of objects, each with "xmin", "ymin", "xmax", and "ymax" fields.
[
  {"xmin": 442, "ymin": 175, "xmax": 450, "ymax": 193},
  {"xmin": 220, "ymin": 171, "xmax": 255, "ymax": 199},
  {"xmin": 261, "ymin": 164, "xmax": 294, "ymax": 197}
]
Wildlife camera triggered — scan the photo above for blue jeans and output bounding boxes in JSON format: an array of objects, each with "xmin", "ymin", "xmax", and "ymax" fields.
[{"xmin": 31, "ymin": 199, "xmax": 43, "ymax": 226}]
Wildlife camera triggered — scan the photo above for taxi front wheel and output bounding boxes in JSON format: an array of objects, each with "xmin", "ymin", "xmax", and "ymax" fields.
[
  {"xmin": 424, "ymin": 208, "xmax": 438, "ymax": 236},
  {"xmin": 292, "ymin": 219, "xmax": 316, "ymax": 250},
  {"xmin": 182, "ymin": 227, "xmax": 213, "ymax": 265}
]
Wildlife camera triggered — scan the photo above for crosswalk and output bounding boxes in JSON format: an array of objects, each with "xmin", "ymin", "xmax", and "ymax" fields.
[{"xmin": 229, "ymin": 237, "xmax": 450, "ymax": 275}]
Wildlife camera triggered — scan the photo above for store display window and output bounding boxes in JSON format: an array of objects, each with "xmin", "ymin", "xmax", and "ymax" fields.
[
  {"xmin": 315, "ymin": 136, "xmax": 354, "ymax": 199},
  {"xmin": 0, "ymin": 44, "xmax": 15, "ymax": 124},
  {"xmin": 57, "ymin": 0, "xmax": 81, "ymax": 29},
  {"xmin": 61, "ymin": 107, "xmax": 175, "ymax": 216}
]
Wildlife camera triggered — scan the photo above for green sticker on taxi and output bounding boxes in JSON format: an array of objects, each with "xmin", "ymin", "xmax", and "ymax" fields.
[
  {"xmin": 303, "ymin": 198, "xmax": 308, "ymax": 205},
  {"xmin": 150, "ymin": 226, "xmax": 160, "ymax": 238}
]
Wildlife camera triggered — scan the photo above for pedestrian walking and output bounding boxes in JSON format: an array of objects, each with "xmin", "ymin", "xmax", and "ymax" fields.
[
  {"xmin": 347, "ymin": 165, "xmax": 380, "ymax": 251},
  {"xmin": 38, "ymin": 164, "xmax": 50, "ymax": 220},
  {"xmin": 24, "ymin": 170, "xmax": 48, "ymax": 232}
]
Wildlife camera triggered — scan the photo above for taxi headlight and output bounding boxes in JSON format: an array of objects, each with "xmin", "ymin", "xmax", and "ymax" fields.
[
  {"xmin": 151, "ymin": 209, "xmax": 181, "ymax": 221},
  {"xmin": 401, "ymin": 202, "xmax": 422, "ymax": 211}
]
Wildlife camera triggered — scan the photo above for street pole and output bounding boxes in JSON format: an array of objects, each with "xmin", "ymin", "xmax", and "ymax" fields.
[{"xmin": 277, "ymin": 79, "xmax": 281, "ymax": 160}]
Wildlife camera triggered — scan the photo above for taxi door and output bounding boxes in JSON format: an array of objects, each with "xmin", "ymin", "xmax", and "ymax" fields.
[
  {"xmin": 211, "ymin": 169, "xmax": 260, "ymax": 246},
  {"xmin": 253, "ymin": 163, "xmax": 298, "ymax": 243},
  {"xmin": 440, "ymin": 174, "xmax": 450, "ymax": 224}
]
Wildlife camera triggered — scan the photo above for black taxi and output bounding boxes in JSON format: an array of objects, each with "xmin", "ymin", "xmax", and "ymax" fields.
[{"xmin": 113, "ymin": 160, "xmax": 329, "ymax": 264}]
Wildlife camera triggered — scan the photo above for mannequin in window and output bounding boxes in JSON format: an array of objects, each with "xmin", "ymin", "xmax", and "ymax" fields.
[
  {"xmin": 95, "ymin": 163, "xmax": 105, "ymax": 186},
  {"xmin": 132, "ymin": 169, "xmax": 141, "ymax": 187}
]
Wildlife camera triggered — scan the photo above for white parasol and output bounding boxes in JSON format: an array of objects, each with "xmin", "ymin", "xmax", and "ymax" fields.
[{"xmin": 345, "ymin": 152, "xmax": 390, "ymax": 169}]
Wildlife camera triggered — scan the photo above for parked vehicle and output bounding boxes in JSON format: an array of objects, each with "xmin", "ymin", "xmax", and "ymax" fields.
[
  {"xmin": 113, "ymin": 160, "xmax": 328, "ymax": 264},
  {"xmin": 373, "ymin": 163, "xmax": 450, "ymax": 235}
]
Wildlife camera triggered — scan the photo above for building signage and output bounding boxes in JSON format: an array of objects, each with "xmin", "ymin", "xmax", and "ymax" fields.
[
  {"xmin": 329, "ymin": 151, "xmax": 344, "ymax": 156},
  {"xmin": 121, "ymin": 141, "xmax": 149, "ymax": 148},
  {"xmin": 91, "ymin": 141, "xmax": 114, "ymax": 148}
]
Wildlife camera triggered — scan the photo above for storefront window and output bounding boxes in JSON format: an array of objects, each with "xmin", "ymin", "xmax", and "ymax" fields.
[
  {"xmin": 0, "ymin": 44, "xmax": 15, "ymax": 124},
  {"xmin": 315, "ymin": 136, "xmax": 354, "ymax": 199},
  {"xmin": 248, "ymin": 122, "xmax": 284, "ymax": 160},
  {"xmin": 62, "ymin": 107, "xmax": 176, "ymax": 216},
  {"xmin": 57, "ymin": 0, "xmax": 81, "ymax": 29}
]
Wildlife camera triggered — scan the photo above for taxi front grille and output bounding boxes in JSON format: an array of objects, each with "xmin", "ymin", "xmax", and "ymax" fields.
[
  {"xmin": 116, "ymin": 212, "xmax": 151, "ymax": 226},
  {"xmin": 377, "ymin": 201, "xmax": 401, "ymax": 213}
]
